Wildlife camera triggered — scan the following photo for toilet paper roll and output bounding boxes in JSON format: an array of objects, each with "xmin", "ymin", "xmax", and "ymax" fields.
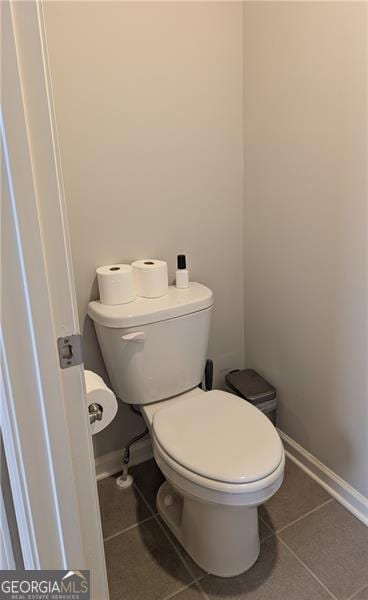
[
  {"xmin": 131, "ymin": 259, "xmax": 169, "ymax": 298},
  {"xmin": 84, "ymin": 370, "xmax": 118, "ymax": 435},
  {"xmin": 97, "ymin": 264, "xmax": 135, "ymax": 305}
]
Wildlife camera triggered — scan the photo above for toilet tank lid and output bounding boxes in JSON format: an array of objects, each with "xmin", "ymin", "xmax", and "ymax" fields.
[{"xmin": 88, "ymin": 282, "xmax": 213, "ymax": 328}]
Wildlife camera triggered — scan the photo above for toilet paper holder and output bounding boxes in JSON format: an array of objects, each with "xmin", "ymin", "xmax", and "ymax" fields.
[{"xmin": 89, "ymin": 402, "xmax": 103, "ymax": 424}]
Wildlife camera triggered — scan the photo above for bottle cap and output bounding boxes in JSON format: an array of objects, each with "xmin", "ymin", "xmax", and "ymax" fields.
[{"xmin": 177, "ymin": 254, "xmax": 186, "ymax": 269}]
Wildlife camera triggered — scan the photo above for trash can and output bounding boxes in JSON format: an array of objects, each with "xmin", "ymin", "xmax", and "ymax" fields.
[{"xmin": 225, "ymin": 369, "xmax": 277, "ymax": 425}]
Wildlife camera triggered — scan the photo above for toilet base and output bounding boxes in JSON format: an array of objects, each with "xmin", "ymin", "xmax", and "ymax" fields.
[{"xmin": 157, "ymin": 481, "xmax": 260, "ymax": 577}]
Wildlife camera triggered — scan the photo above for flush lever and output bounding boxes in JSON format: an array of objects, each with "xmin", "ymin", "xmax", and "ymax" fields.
[{"xmin": 121, "ymin": 331, "xmax": 145, "ymax": 342}]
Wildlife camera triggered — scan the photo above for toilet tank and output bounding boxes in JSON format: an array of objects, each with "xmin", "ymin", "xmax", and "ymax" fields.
[{"xmin": 88, "ymin": 283, "xmax": 213, "ymax": 405}]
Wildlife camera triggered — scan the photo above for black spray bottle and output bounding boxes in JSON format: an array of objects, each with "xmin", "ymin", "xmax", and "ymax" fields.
[{"xmin": 175, "ymin": 254, "xmax": 189, "ymax": 288}]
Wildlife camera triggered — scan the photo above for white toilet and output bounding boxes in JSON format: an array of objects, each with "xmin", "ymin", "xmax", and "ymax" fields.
[{"xmin": 88, "ymin": 282, "xmax": 285, "ymax": 577}]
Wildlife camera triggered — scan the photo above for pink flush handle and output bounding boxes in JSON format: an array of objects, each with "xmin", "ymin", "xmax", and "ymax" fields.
[{"xmin": 121, "ymin": 331, "xmax": 145, "ymax": 342}]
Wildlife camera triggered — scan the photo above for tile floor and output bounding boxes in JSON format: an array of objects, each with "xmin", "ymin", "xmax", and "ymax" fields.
[{"xmin": 98, "ymin": 457, "xmax": 368, "ymax": 600}]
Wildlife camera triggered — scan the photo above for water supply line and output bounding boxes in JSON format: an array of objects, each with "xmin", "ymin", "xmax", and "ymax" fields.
[{"xmin": 116, "ymin": 404, "xmax": 149, "ymax": 489}]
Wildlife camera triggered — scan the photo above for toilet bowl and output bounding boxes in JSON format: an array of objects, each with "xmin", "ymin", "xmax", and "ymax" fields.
[
  {"xmin": 142, "ymin": 388, "xmax": 284, "ymax": 577},
  {"xmin": 88, "ymin": 281, "xmax": 285, "ymax": 577}
]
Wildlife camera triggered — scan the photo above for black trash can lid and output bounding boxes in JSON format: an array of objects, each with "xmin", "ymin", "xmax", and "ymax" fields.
[{"xmin": 225, "ymin": 369, "xmax": 276, "ymax": 404}]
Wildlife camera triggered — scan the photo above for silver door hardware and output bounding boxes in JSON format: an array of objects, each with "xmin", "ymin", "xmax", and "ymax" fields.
[
  {"xmin": 89, "ymin": 403, "xmax": 103, "ymax": 424},
  {"xmin": 57, "ymin": 334, "xmax": 83, "ymax": 369}
]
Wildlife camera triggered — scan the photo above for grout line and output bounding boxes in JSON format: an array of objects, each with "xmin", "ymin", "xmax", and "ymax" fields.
[
  {"xmin": 258, "ymin": 513, "xmax": 276, "ymax": 543},
  {"xmin": 277, "ymin": 536, "xmax": 338, "ymax": 600},
  {"xmin": 160, "ymin": 576, "xmax": 208, "ymax": 600},
  {"xmin": 132, "ymin": 482, "xmax": 159, "ymax": 517},
  {"xmin": 347, "ymin": 584, "xmax": 368, "ymax": 600},
  {"xmin": 260, "ymin": 532, "xmax": 275, "ymax": 543},
  {"xmin": 274, "ymin": 498, "xmax": 334, "ymax": 535},
  {"xmin": 153, "ymin": 510, "xmax": 203, "ymax": 583},
  {"xmin": 103, "ymin": 514, "xmax": 156, "ymax": 542},
  {"xmin": 196, "ymin": 577, "xmax": 211, "ymax": 600},
  {"xmin": 133, "ymin": 481, "xmax": 159, "ymax": 516},
  {"xmin": 132, "ymin": 482, "xmax": 198, "ymax": 577}
]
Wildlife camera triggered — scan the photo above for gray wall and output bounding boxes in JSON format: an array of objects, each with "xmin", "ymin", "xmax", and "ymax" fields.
[
  {"xmin": 243, "ymin": 2, "xmax": 368, "ymax": 496},
  {"xmin": 45, "ymin": 1, "xmax": 368, "ymax": 499},
  {"xmin": 44, "ymin": 1, "xmax": 245, "ymax": 458}
]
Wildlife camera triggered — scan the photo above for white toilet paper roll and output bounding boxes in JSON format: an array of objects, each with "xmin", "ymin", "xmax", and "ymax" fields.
[
  {"xmin": 84, "ymin": 370, "xmax": 118, "ymax": 435},
  {"xmin": 131, "ymin": 259, "xmax": 168, "ymax": 298},
  {"xmin": 97, "ymin": 264, "xmax": 135, "ymax": 305}
]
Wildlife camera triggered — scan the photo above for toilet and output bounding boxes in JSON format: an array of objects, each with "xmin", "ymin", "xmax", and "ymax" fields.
[{"xmin": 88, "ymin": 282, "xmax": 285, "ymax": 577}]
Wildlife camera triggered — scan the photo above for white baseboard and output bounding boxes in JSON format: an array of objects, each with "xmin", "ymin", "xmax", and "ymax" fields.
[
  {"xmin": 95, "ymin": 437, "xmax": 153, "ymax": 481},
  {"xmin": 278, "ymin": 429, "xmax": 368, "ymax": 527}
]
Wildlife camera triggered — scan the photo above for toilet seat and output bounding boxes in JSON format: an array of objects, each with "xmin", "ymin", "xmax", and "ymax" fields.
[
  {"xmin": 151, "ymin": 389, "xmax": 285, "ymax": 507},
  {"xmin": 153, "ymin": 435, "xmax": 285, "ymax": 507},
  {"xmin": 152, "ymin": 390, "xmax": 283, "ymax": 485}
]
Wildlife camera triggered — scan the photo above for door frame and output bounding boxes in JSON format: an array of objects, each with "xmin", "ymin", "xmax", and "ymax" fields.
[{"xmin": 1, "ymin": 2, "xmax": 109, "ymax": 597}]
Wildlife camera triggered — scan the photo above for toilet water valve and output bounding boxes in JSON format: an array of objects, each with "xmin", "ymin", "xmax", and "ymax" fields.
[{"xmin": 116, "ymin": 448, "xmax": 133, "ymax": 490}]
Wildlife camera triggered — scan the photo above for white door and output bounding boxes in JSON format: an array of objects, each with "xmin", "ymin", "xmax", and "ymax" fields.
[{"xmin": 1, "ymin": 3, "xmax": 109, "ymax": 597}]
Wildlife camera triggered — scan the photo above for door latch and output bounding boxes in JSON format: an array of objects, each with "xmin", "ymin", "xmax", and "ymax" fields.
[{"xmin": 57, "ymin": 334, "xmax": 83, "ymax": 369}]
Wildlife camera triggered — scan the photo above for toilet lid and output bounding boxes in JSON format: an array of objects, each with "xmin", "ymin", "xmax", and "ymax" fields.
[{"xmin": 152, "ymin": 390, "xmax": 283, "ymax": 484}]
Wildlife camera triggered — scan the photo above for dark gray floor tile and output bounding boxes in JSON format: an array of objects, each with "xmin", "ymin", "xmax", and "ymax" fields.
[
  {"xmin": 98, "ymin": 476, "xmax": 151, "ymax": 539},
  {"xmin": 351, "ymin": 587, "xmax": 368, "ymax": 600},
  {"xmin": 169, "ymin": 583, "xmax": 207, "ymax": 599},
  {"xmin": 259, "ymin": 458, "xmax": 331, "ymax": 531},
  {"xmin": 279, "ymin": 500, "xmax": 368, "ymax": 599},
  {"xmin": 104, "ymin": 517, "xmax": 194, "ymax": 600},
  {"xmin": 201, "ymin": 536, "xmax": 331, "ymax": 600},
  {"xmin": 258, "ymin": 517, "xmax": 273, "ymax": 542},
  {"xmin": 131, "ymin": 458, "xmax": 165, "ymax": 510}
]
